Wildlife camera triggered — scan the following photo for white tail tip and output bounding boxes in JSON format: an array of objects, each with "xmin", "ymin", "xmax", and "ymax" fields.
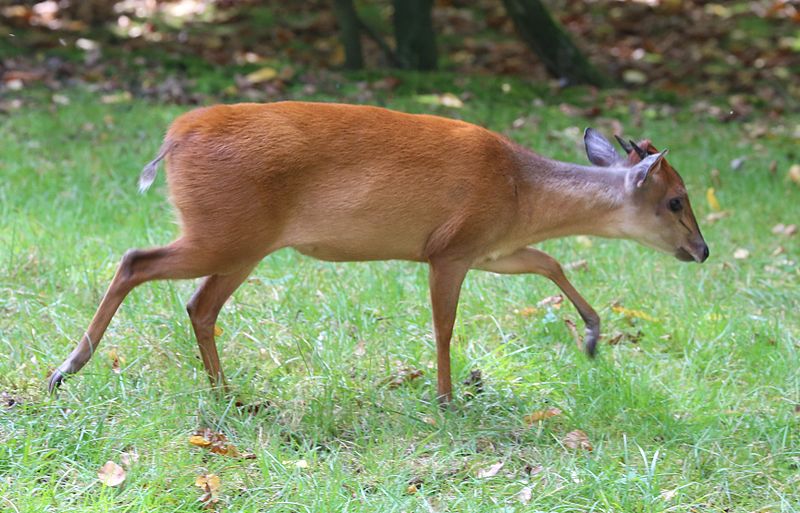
[{"xmin": 138, "ymin": 160, "xmax": 158, "ymax": 193}]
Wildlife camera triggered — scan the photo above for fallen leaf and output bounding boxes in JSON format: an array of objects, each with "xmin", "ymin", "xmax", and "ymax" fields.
[
  {"xmin": 564, "ymin": 319, "xmax": 581, "ymax": 348},
  {"xmin": 772, "ymin": 224, "xmax": 797, "ymax": 236},
  {"xmin": 108, "ymin": 349, "xmax": 122, "ymax": 374},
  {"xmin": 120, "ymin": 450, "xmax": 139, "ymax": 467},
  {"xmin": 660, "ymin": 488, "xmax": 678, "ymax": 501},
  {"xmin": 706, "ymin": 187, "xmax": 721, "ymax": 212},
  {"xmin": 788, "ymin": 164, "xmax": 800, "ymax": 185},
  {"xmin": 705, "ymin": 211, "xmax": 731, "ymax": 223},
  {"xmin": 612, "ymin": 305, "xmax": 658, "ymax": 322},
  {"xmin": 562, "ymin": 430, "xmax": 593, "ymax": 451},
  {"xmin": 386, "ymin": 366, "xmax": 424, "ymax": 388},
  {"xmin": 733, "ymin": 248, "xmax": 750, "ymax": 259},
  {"xmin": 195, "ymin": 473, "xmax": 221, "ymax": 509},
  {"xmin": 245, "ymin": 67, "xmax": 278, "ymax": 84},
  {"xmin": 537, "ymin": 295, "xmax": 563, "ymax": 308},
  {"xmin": 406, "ymin": 483, "xmax": 418, "ymax": 494},
  {"xmin": 517, "ymin": 485, "xmax": 533, "ymax": 504},
  {"xmin": 97, "ymin": 461, "xmax": 126, "ymax": 487},
  {"xmin": 189, "ymin": 435, "xmax": 212, "ymax": 447},
  {"xmin": 477, "ymin": 461, "xmax": 504, "ymax": 478},
  {"xmin": 213, "ymin": 325, "xmax": 223, "ymax": 336},
  {"xmin": 515, "ymin": 306, "xmax": 539, "ymax": 317},
  {"xmin": 524, "ymin": 407, "xmax": 562, "ymax": 424},
  {"xmin": 564, "ymin": 259, "xmax": 588, "ymax": 271}
]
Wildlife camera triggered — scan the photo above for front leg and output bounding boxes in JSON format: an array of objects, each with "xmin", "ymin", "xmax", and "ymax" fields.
[{"xmin": 475, "ymin": 248, "xmax": 600, "ymax": 356}]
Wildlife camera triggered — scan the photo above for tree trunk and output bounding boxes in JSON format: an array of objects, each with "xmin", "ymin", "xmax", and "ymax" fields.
[
  {"xmin": 392, "ymin": 0, "xmax": 437, "ymax": 70},
  {"xmin": 502, "ymin": 0, "xmax": 608, "ymax": 86},
  {"xmin": 332, "ymin": 0, "xmax": 364, "ymax": 70}
]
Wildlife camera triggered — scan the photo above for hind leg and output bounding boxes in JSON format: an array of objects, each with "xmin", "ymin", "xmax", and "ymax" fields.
[
  {"xmin": 49, "ymin": 238, "xmax": 226, "ymax": 392},
  {"xmin": 186, "ymin": 264, "xmax": 257, "ymax": 388}
]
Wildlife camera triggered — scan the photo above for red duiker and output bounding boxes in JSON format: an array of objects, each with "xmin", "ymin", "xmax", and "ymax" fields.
[{"xmin": 50, "ymin": 102, "xmax": 708, "ymax": 403}]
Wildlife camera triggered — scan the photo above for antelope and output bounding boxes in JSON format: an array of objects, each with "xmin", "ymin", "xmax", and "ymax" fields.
[{"xmin": 49, "ymin": 102, "xmax": 709, "ymax": 403}]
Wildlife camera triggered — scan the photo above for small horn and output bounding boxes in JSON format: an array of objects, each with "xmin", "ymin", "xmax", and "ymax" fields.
[
  {"xmin": 629, "ymin": 139, "xmax": 647, "ymax": 159},
  {"xmin": 614, "ymin": 134, "xmax": 633, "ymax": 154}
]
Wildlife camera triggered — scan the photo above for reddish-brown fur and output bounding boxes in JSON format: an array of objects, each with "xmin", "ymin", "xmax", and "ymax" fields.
[{"xmin": 50, "ymin": 101, "xmax": 708, "ymax": 403}]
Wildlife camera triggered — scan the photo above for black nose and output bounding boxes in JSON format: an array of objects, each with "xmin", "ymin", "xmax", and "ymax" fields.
[{"xmin": 700, "ymin": 244, "xmax": 709, "ymax": 262}]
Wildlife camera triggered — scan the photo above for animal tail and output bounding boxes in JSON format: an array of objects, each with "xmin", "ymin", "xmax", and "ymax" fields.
[{"xmin": 138, "ymin": 139, "xmax": 175, "ymax": 193}]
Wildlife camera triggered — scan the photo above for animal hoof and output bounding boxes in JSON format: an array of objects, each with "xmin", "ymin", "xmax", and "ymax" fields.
[{"xmin": 48, "ymin": 369, "xmax": 66, "ymax": 394}]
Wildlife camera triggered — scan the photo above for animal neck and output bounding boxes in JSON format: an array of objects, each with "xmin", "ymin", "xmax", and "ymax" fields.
[{"xmin": 513, "ymin": 146, "xmax": 632, "ymax": 243}]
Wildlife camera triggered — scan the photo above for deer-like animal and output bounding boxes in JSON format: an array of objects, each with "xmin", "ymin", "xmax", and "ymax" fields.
[{"xmin": 49, "ymin": 102, "xmax": 709, "ymax": 403}]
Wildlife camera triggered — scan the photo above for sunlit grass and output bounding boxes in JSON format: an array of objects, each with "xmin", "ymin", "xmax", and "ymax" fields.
[{"xmin": 1, "ymin": 84, "xmax": 798, "ymax": 512}]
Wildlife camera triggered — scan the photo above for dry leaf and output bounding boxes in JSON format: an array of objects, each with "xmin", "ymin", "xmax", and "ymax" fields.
[
  {"xmin": 189, "ymin": 435, "xmax": 212, "ymax": 447},
  {"xmin": 524, "ymin": 407, "xmax": 562, "ymax": 424},
  {"xmin": 705, "ymin": 210, "xmax": 731, "ymax": 223},
  {"xmin": 515, "ymin": 306, "xmax": 538, "ymax": 317},
  {"xmin": 564, "ymin": 259, "xmax": 589, "ymax": 271},
  {"xmin": 660, "ymin": 488, "xmax": 678, "ymax": 501},
  {"xmin": 120, "ymin": 450, "xmax": 139, "ymax": 467},
  {"xmin": 733, "ymin": 248, "xmax": 750, "ymax": 259},
  {"xmin": 612, "ymin": 305, "xmax": 658, "ymax": 322},
  {"xmin": 213, "ymin": 325, "xmax": 223, "ymax": 336},
  {"xmin": 107, "ymin": 349, "xmax": 122, "ymax": 374},
  {"xmin": 706, "ymin": 187, "xmax": 721, "ymax": 212},
  {"xmin": 282, "ymin": 459, "xmax": 309, "ymax": 469},
  {"xmin": 245, "ymin": 67, "xmax": 277, "ymax": 84},
  {"xmin": 477, "ymin": 461, "xmax": 504, "ymax": 478},
  {"xmin": 562, "ymin": 430, "xmax": 593, "ymax": 451},
  {"xmin": 97, "ymin": 460, "xmax": 126, "ymax": 487},
  {"xmin": 788, "ymin": 164, "xmax": 800, "ymax": 185},
  {"xmin": 386, "ymin": 366, "xmax": 424, "ymax": 388},
  {"xmin": 517, "ymin": 485, "xmax": 533, "ymax": 504},
  {"xmin": 406, "ymin": 483, "xmax": 418, "ymax": 494},
  {"xmin": 537, "ymin": 295, "xmax": 563, "ymax": 308},
  {"xmin": 564, "ymin": 318, "xmax": 581, "ymax": 348},
  {"xmin": 772, "ymin": 224, "xmax": 797, "ymax": 236},
  {"xmin": 195, "ymin": 473, "xmax": 221, "ymax": 509}
]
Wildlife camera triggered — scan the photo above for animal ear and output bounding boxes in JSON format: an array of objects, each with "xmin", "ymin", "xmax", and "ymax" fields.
[
  {"xmin": 584, "ymin": 128, "xmax": 622, "ymax": 167},
  {"xmin": 629, "ymin": 149, "xmax": 668, "ymax": 188}
]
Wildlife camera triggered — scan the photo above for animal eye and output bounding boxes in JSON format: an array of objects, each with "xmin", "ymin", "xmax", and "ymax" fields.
[{"xmin": 668, "ymin": 198, "xmax": 682, "ymax": 212}]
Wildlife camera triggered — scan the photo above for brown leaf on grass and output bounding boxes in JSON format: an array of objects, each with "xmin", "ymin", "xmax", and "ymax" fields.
[
  {"xmin": 97, "ymin": 460, "xmax": 126, "ymax": 487},
  {"xmin": 706, "ymin": 187, "xmax": 721, "ymax": 211},
  {"xmin": 120, "ymin": 450, "xmax": 139, "ymax": 467},
  {"xmin": 190, "ymin": 428, "xmax": 251, "ymax": 459},
  {"xmin": 213, "ymin": 325, "xmax": 223, "ymax": 336},
  {"xmin": 406, "ymin": 483, "xmax": 418, "ymax": 494},
  {"xmin": 476, "ymin": 461, "xmax": 504, "ymax": 478},
  {"xmin": 537, "ymin": 295, "xmax": 563, "ymax": 308},
  {"xmin": 514, "ymin": 306, "xmax": 539, "ymax": 317},
  {"xmin": 386, "ymin": 366, "xmax": 424, "ymax": 389},
  {"xmin": 462, "ymin": 369, "xmax": 483, "ymax": 396},
  {"xmin": 562, "ymin": 430, "xmax": 593, "ymax": 451},
  {"xmin": 524, "ymin": 407, "xmax": 562, "ymax": 424},
  {"xmin": 195, "ymin": 473, "xmax": 221, "ymax": 509},
  {"xmin": 107, "ymin": 349, "xmax": 122, "ymax": 374}
]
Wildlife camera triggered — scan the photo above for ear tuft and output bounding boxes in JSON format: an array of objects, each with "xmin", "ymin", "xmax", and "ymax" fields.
[{"xmin": 584, "ymin": 128, "xmax": 623, "ymax": 167}]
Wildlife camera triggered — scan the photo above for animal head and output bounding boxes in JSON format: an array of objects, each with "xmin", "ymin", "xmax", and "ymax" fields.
[{"xmin": 584, "ymin": 128, "xmax": 709, "ymax": 263}]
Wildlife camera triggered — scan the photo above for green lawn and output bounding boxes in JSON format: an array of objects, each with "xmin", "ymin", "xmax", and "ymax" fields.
[{"xmin": 1, "ymin": 83, "xmax": 798, "ymax": 512}]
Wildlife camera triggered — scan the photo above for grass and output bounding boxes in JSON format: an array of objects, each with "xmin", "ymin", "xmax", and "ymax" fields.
[{"xmin": 1, "ymin": 80, "xmax": 798, "ymax": 512}]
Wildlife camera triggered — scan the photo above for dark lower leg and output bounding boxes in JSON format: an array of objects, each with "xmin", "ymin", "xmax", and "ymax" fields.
[
  {"xmin": 49, "ymin": 239, "xmax": 216, "ymax": 392},
  {"xmin": 186, "ymin": 265, "xmax": 256, "ymax": 387}
]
